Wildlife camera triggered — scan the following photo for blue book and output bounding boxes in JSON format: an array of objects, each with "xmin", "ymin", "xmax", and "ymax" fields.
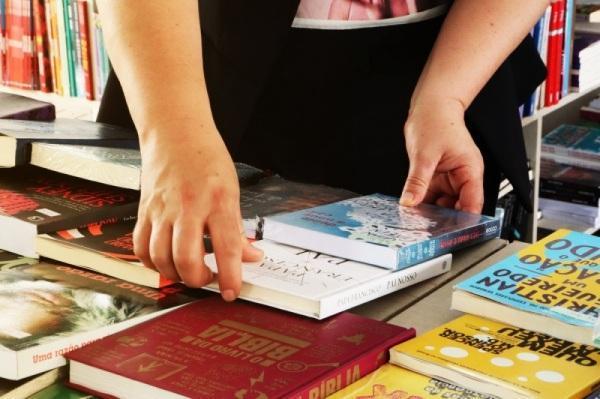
[
  {"xmin": 263, "ymin": 194, "xmax": 500, "ymax": 270},
  {"xmin": 453, "ymin": 229, "xmax": 600, "ymax": 347}
]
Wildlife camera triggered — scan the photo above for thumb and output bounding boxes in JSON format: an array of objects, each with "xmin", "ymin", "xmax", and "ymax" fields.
[{"xmin": 400, "ymin": 155, "xmax": 437, "ymax": 207}]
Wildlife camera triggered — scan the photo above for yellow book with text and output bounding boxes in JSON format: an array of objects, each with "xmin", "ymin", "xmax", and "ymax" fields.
[
  {"xmin": 389, "ymin": 315, "xmax": 600, "ymax": 399},
  {"xmin": 329, "ymin": 364, "xmax": 493, "ymax": 399}
]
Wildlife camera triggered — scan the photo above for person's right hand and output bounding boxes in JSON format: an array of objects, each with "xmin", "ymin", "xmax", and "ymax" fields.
[{"xmin": 133, "ymin": 121, "xmax": 263, "ymax": 301}]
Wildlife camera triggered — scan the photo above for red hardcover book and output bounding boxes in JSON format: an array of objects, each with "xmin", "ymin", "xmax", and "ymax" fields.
[
  {"xmin": 66, "ymin": 298, "xmax": 415, "ymax": 399},
  {"xmin": 545, "ymin": 0, "xmax": 560, "ymax": 106},
  {"xmin": 75, "ymin": 0, "xmax": 92, "ymax": 99},
  {"xmin": 5, "ymin": 0, "xmax": 25, "ymax": 87},
  {"xmin": 32, "ymin": 0, "xmax": 52, "ymax": 92}
]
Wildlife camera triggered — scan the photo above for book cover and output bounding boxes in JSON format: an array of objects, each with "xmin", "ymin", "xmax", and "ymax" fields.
[
  {"xmin": 329, "ymin": 364, "xmax": 494, "ymax": 399},
  {"xmin": 0, "ymin": 367, "xmax": 64, "ymax": 399},
  {"xmin": 540, "ymin": 159, "xmax": 600, "ymax": 206},
  {"xmin": 454, "ymin": 229, "xmax": 600, "ymax": 346},
  {"xmin": 29, "ymin": 382, "xmax": 97, "ymax": 399},
  {"xmin": 0, "ymin": 165, "xmax": 139, "ymax": 257},
  {"xmin": 30, "ymin": 143, "xmax": 263, "ymax": 190},
  {"xmin": 66, "ymin": 298, "xmax": 415, "ymax": 399},
  {"xmin": 0, "ymin": 249, "xmax": 194, "ymax": 380},
  {"xmin": 0, "ymin": 118, "xmax": 138, "ymax": 167},
  {"xmin": 390, "ymin": 315, "xmax": 600, "ymax": 399},
  {"xmin": 37, "ymin": 218, "xmax": 173, "ymax": 288},
  {"xmin": 241, "ymin": 175, "xmax": 356, "ymax": 238},
  {"xmin": 263, "ymin": 194, "xmax": 500, "ymax": 270},
  {"xmin": 0, "ymin": 91, "xmax": 55, "ymax": 120},
  {"xmin": 541, "ymin": 124, "xmax": 600, "ymax": 170},
  {"xmin": 204, "ymin": 240, "xmax": 451, "ymax": 319}
]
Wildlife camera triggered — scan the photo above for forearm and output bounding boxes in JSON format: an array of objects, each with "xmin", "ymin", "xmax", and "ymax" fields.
[
  {"xmin": 411, "ymin": 0, "xmax": 550, "ymax": 113},
  {"xmin": 96, "ymin": 1, "xmax": 216, "ymax": 144}
]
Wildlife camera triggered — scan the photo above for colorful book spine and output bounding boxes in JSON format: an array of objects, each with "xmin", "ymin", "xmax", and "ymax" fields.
[
  {"xmin": 76, "ymin": 0, "xmax": 91, "ymax": 99},
  {"xmin": 562, "ymin": 0, "xmax": 575, "ymax": 97}
]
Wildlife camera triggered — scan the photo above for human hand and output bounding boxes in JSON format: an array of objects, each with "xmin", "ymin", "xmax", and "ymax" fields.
[
  {"xmin": 400, "ymin": 98, "xmax": 485, "ymax": 214},
  {"xmin": 133, "ymin": 121, "xmax": 263, "ymax": 301}
]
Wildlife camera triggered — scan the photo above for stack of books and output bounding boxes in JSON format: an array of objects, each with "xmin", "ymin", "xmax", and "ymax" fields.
[
  {"xmin": 326, "ymin": 229, "xmax": 600, "ymax": 399},
  {"xmin": 539, "ymin": 123, "xmax": 600, "ymax": 229},
  {"xmin": 581, "ymin": 94, "xmax": 600, "ymax": 122},
  {"xmin": 0, "ymin": 113, "xmax": 503, "ymax": 397},
  {"xmin": 0, "ymin": 0, "xmax": 109, "ymax": 99}
]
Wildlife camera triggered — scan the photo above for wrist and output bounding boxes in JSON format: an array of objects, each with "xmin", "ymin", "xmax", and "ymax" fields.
[{"xmin": 409, "ymin": 95, "xmax": 466, "ymax": 120}]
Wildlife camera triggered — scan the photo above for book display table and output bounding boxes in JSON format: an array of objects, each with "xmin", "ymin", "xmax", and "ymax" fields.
[{"xmin": 352, "ymin": 238, "xmax": 509, "ymax": 322}]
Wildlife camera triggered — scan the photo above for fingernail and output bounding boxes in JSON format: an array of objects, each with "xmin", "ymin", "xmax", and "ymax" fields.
[
  {"xmin": 222, "ymin": 289, "xmax": 236, "ymax": 302},
  {"xmin": 400, "ymin": 192, "xmax": 414, "ymax": 206}
]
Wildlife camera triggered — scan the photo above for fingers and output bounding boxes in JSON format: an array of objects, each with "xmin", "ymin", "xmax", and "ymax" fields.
[
  {"xmin": 457, "ymin": 172, "xmax": 485, "ymax": 214},
  {"xmin": 133, "ymin": 218, "xmax": 155, "ymax": 270},
  {"xmin": 149, "ymin": 221, "xmax": 178, "ymax": 281},
  {"xmin": 400, "ymin": 154, "xmax": 438, "ymax": 207},
  {"xmin": 239, "ymin": 220, "xmax": 264, "ymax": 262},
  {"xmin": 172, "ymin": 219, "xmax": 213, "ymax": 288},
  {"xmin": 207, "ymin": 207, "xmax": 243, "ymax": 302}
]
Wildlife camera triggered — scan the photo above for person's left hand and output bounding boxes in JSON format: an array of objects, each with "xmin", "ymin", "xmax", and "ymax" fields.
[{"xmin": 400, "ymin": 97, "xmax": 485, "ymax": 214}]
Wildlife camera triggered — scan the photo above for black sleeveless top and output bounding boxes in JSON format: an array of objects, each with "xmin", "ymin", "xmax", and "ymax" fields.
[{"xmin": 97, "ymin": 0, "xmax": 546, "ymax": 215}]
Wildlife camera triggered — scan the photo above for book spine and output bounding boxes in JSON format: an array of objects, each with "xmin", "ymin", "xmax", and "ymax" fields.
[
  {"xmin": 76, "ymin": 0, "xmax": 91, "ymax": 99},
  {"xmin": 319, "ymin": 254, "xmax": 451, "ymax": 319},
  {"xmin": 545, "ymin": 0, "xmax": 559, "ymax": 106},
  {"xmin": 541, "ymin": 148, "xmax": 600, "ymax": 170},
  {"xmin": 33, "ymin": 0, "xmax": 51, "ymax": 91},
  {"xmin": 69, "ymin": 0, "xmax": 82, "ymax": 96},
  {"xmin": 23, "ymin": 0, "xmax": 36, "ymax": 89},
  {"xmin": 396, "ymin": 218, "xmax": 501, "ymax": 269},
  {"xmin": 61, "ymin": 0, "xmax": 75, "ymax": 96},
  {"xmin": 554, "ymin": 0, "xmax": 566, "ymax": 103},
  {"xmin": 0, "ymin": 0, "xmax": 6, "ymax": 85},
  {"xmin": 38, "ymin": 200, "xmax": 139, "ymax": 234},
  {"xmin": 561, "ymin": 0, "xmax": 574, "ymax": 97},
  {"xmin": 580, "ymin": 107, "xmax": 600, "ymax": 123},
  {"xmin": 285, "ymin": 334, "xmax": 415, "ymax": 399}
]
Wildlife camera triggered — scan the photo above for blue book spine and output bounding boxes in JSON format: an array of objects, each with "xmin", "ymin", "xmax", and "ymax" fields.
[
  {"xmin": 396, "ymin": 217, "xmax": 501, "ymax": 269},
  {"xmin": 562, "ymin": 0, "xmax": 575, "ymax": 97}
]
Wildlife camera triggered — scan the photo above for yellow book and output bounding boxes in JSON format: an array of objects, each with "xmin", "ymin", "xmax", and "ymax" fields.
[
  {"xmin": 329, "ymin": 364, "xmax": 493, "ymax": 399},
  {"xmin": 389, "ymin": 315, "xmax": 600, "ymax": 399}
]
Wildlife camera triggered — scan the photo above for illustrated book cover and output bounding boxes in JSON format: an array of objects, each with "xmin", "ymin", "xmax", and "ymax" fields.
[
  {"xmin": 390, "ymin": 314, "xmax": 600, "ymax": 399},
  {"xmin": 66, "ymin": 297, "xmax": 415, "ymax": 399},
  {"xmin": 263, "ymin": 194, "xmax": 500, "ymax": 269},
  {"xmin": 452, "ymin": 229, "xmax": 600, "ymax": 347}
]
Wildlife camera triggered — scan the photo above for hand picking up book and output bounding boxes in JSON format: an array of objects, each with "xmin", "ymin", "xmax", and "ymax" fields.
[{"xmin": 0, "ymin": 116, "xmax": 598, "ymax": 399}]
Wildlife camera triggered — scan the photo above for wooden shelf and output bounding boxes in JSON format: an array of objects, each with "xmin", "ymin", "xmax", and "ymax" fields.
[
  {"xmin": 538, "ymin": 217, "xmax": 598, "ymax": 235},
  {"xmin": 0, "ymin": 86, "xmax": 100, "ymax": 121}
]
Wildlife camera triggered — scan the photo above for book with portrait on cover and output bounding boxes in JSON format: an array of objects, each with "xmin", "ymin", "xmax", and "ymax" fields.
[
  {"xmin": 0, "ymin": 250, "xmax": 194, "ymax": 380},
  {"xmin": 452, "ymin": 229, "xmax": 600, "ymax": 347},
  {"xmin": 66, "ymin": 298, "xmax": 415, "ymax": 399},
  {"xmin": 263, "ymin": 194, "xmax": 500, "ymax": 269}
]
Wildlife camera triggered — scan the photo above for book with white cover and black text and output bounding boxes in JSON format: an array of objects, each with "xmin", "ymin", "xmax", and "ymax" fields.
[
  {"xmin": 263, "ymin": 194, "xmax": 500, "ymax": 269},
  {"xmin": 204, "ymin": 240, "xmax": 451, "ymax": 319}
]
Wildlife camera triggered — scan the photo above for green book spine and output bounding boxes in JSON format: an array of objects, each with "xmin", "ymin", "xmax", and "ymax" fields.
[{"xmin": 62, "ymin": 0, "xmax": 76, "ymax": 96}]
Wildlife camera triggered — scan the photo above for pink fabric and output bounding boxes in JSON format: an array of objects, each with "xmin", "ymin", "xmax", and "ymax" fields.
[{"xmin": 296, "ymin": 0, "xmax": 445, "ymax": 20}]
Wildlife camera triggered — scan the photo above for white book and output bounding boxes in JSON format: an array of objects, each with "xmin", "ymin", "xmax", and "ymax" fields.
[{"xmin": 204, "ymin": 240, "xmax": 451, "ymax": 319}]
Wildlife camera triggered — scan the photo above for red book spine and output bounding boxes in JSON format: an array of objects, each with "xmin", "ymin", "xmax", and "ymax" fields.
[
  {"xmin": 554, "ymin": 0, "xmax": 566, "ymax": 104},
  {"xmin": 545, "ymin": 0, "xmax": 559, "ymax": 106},
  {"xmin": 286, "ymin": 333, "xmax": 415, "ymax": 399},
  {"xmin": 76, "ymin": 0, "xmax": 92, "ymax": 99},
  {"xmin": 22, "ymin": 0, "xmax": 36, "ymax": 89},
  {"xmin": 6, "ymin": 0, "xmax": 24, "ymax": 87},
  {"xmin": 32, "ymin": 0, "xmax": 51, "ymax": 91}
]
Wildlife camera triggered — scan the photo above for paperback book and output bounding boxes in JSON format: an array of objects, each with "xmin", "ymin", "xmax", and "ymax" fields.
[
  {"xmin": 28, "ymin": 382, "xmax": 96, "ymax": 399},
  {"xmin": 452, "ymin": 229, "xmax": 600, "ymax": 347},
  {"xmin": 0, "ymin": 92, "xmax": 55, "ymax": 121},
  {"xmin": 30, "ymin": 143, "xmax": 266, "ymax": 191},
  {"xmin": 204, "ymin": 240, "xmax": 452, "ymax": 319},
  {"xmin": 390, "ymin": 315, "xmax": 600, "ymax": 399},
  {"xmin": 66, "ymin": 298, "xmax": 415, "ymax": 399},
  {"xmin": 36, "ymin": 218, "xmax": 171, "ymax": 288},
  {"xmin": 263, "ymin": 194, "xmax": 500, "ymax": 269},
  {"xmin": 541, "ymin": 124, "xmax": 600, "ymax": 171},
  {"xmin": 329, "ymin": 364, "xmax": 493, "ymax": 399},
  {"xmin": 0, "ymin": 119, "xmax": 138, "ymax": 167},
  {"xmin": 0, "ymin": 250, "xmax": 194, "ymax": 380},
  {"xmin": 0, "ymin": 166, "xmax": 138, "ymax": 257},
  {"xmin": 0, "ymin": 368, "xmax": 64, "ymax": 399},
  {"xmin": 241, "ymin": 175, "xmax": 356, "ymax": 238},
  {"xmin": 540, "ymin": 159, "xmax": 600, "ymax": 207}
]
